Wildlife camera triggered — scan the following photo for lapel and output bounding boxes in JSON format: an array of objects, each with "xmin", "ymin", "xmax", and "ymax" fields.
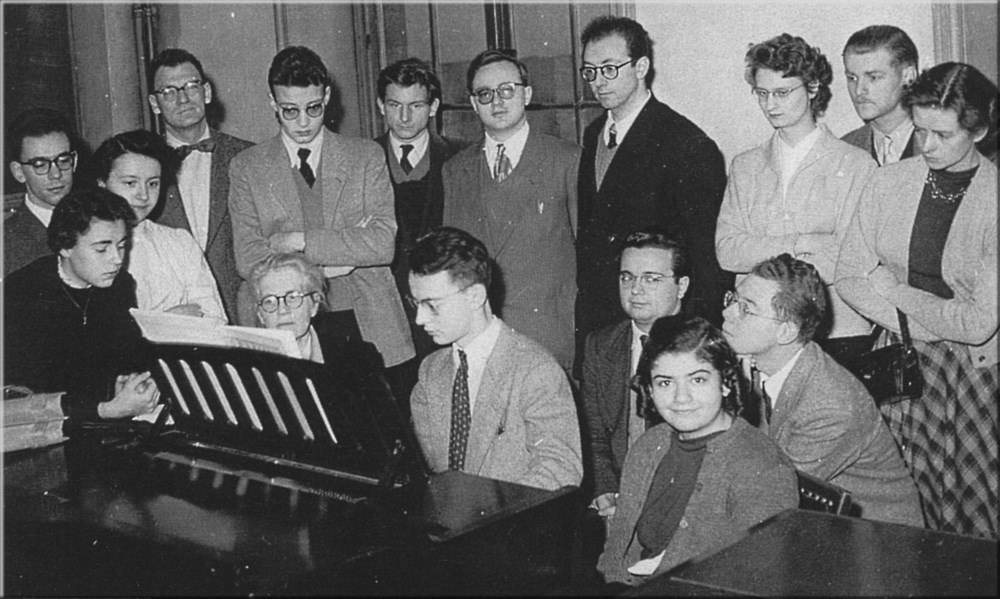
[
  {"xmin": 491, "ymin": 130, "xmax": 546, "ymax": 258},
  {"xmin": 261, "ymin": 135, "xmax": 301, "ymax": 221},
  {"xmin": 768, "ymin": 343, "xmax": 817, "ymax": 436},
  {"xmin": 457, "ymin": 140, "xmax": 497, "ymax": 249},
  {"xmin": 205, "ymin": 129, "xmax": 229, "ymax": 250},
  {"xmin": 319, "ymin": 131, "xmax": 348, "ymax": 226},
  {"xmin": 604, "ymin": 322, "xmax": 634, "ymax": 429},
  {"xmin": 428, "ymin": 350, "xmax": 459, "ymax": 466},
  {"xmin": 464, "ymin": 326, "xmax": 514, "ymax": 473},
  {"xmin": 597, "ymin": 98, "xmax": 661, "ymax": 197}
]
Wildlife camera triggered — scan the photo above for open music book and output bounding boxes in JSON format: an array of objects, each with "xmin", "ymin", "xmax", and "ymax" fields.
[{"xmin": 129, "ymin": 309, "xmax": 302, "ymax": 359}]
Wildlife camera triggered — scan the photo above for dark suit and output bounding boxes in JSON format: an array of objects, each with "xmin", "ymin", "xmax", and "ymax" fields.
[
  {"xmin": 443, "ymin": 130, "xmax": 579, "ymax": 369},
  {"xmin": 375, "ymin": 131, "xmax": 467, "ymax": 359},
  {"xmin": 841, "ymin": 123, "xmax": 919, "ymax": 164},
  {"xmin": 155, "ymin": 129, "xmax": 254, "ymax": 323},
  {"xmin": 576, "ymin": 97, "xmax": 730, "ymax": 357},
  {"xmin": 3, "ymin": 200, "xmax": 50, "ymax": 275}
]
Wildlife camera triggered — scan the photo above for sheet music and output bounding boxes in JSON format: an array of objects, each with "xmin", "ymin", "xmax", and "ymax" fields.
[{"xmin": 130, "ymin": 309, "xmax": 302, "ymax": 359}]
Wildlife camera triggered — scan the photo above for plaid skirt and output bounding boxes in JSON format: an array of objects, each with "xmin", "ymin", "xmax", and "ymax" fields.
[{"xmin": 880, "ymin": 339, "xmax": 998, "ymax": 539}]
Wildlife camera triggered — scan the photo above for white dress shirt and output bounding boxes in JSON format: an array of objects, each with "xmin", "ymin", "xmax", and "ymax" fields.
[
  {"xmin": 453, "ymin": 316, "xmax": 503, "ymax": 414},
  {"xmin": 166, "ymin": 128, "xmax": 213, "ymax": 250}
]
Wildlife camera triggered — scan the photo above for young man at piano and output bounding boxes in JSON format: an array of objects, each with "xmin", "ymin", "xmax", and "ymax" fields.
[
  {"xmin": 5, "ymin": 188, "xmax": 160, "ymax": 432},
  {"xmin": 406, "ymin": 226, "xmax": 583, "ymax": 491}
]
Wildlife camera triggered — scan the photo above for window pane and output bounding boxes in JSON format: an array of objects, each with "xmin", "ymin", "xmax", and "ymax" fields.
[
  {"xmin": 435, "ymin": 4, "xmax": 488, "ymax": 105},
  {"xmin": 512, "ymin": 4, "xmax": 574, "ymax": 105}
]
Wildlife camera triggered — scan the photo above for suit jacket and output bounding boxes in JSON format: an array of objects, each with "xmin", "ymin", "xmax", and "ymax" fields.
[
  {"xmin": 577, "ymin": 96, "xmax": 730, "ymax": 343},
  {"xmin": 580, "ymin": 320, "xmax": 633, "ymax": 498},
  {"xmin": 597, "ymin": 419, "xmax": 798, "ymax": 585},
  {"xmin": 3, "ymin": 200, "xmax": 49, "ymax": 275},
  {"xmin": 155, "ymin": 129, "xmax": 254, "ymax": 322},
  {"xmin": 841, "ymin": 122, "xmax": 920, "ymax": 164},
  {"xmin": 410, "ymin": 323, "xmax": 583, "ymax": 491},
  {"xmin": 443, "ymin": 129, "xmax": 580, "ymax": 369},
  {"xmin": 228, "ymin": 130, "xmax": 414, "ymax": 367},
  {"xmin": 763, "ymin": 342, "xmax": 924, "ymax": 526},
  {"xmin": 836, "ymin": 155, "xmax": 997, "ymax": 368},
  {"xmin": 376, "ymin": 131, "xmax": 468, "ymax": 359}
]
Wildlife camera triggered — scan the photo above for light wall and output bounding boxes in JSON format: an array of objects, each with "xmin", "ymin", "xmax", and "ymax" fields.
[{"xmin": 635, "ymin": 1, "xmax": 935, "ymax": 165}]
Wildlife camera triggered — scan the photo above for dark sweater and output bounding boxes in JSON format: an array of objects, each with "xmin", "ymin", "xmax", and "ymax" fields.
[{"xmin": 4, "ymin": 255, "xmax": 144, "ymax": 425}]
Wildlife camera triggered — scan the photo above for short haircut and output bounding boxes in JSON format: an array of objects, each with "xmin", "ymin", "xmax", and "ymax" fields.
[
  {"xmin": 842, "ymin": 25, "xmax": 918, "ymax": 69},
  {"xmin": 268, "ymin": 46, "xmax": 330, "ymax": 93},
  {"xmin": 745, "ymin": 33, "xmax": 834, "ymax": 118},
  {"xmin": 47, "ymin": 187, "xmax": 136, "ymax": 253},
  {"xmin": 750, "ymin": 254, "xmax": 826, "ymax": 344},
  {"xmin": 466, "ymin": 49, "xmax": 529, "ymax": 93},
  {"xmin": 148, "ymin": 48, "xmax": 206, "ymax": 90},
  {"xmin": 621, "ymin": 228, "xmax": 692, "ymax": 281},
  {"xmin": 92, "ymin": 129, "xmax": 178, "ymax": 184},
  {"xmin": 7, "ymin": 108, "xmax": 74, "ymax": 162},
  {"xmin": 378, "ymin": 57, "xmax": 442, "ymax": 104},
  {"xmin": 633, "ymin": 315, "xmax": 744, "ymax": 419},
  {"xmin": 904, "ymin": 62, "xmax": 999, "ymax": 137},
  {"xmin": 249, "ymin": 252, "xmax": 327, "ymax": 309},
  {"xmin": 409, "ymin": 226, "xmax": 492, "ymax": 290},
  {"xmin": 581, "ymin": 16, "xmax": 654, "ymax": 86}
]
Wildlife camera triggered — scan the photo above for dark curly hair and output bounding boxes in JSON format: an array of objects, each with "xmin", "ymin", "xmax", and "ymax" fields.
[
  {"xmin": 378, "ymin": 57, "xmax": 442, "ymax": 104},
  {"xmin": 47, "ymin": 187, "xmax": 136, "ymax": 253},
  {"xmin": 268, "ymin": 46, "xmax": 330, "ymax": 93},
  {"xmin": 745, "ymin": 33, "xmax": 833, "ymax": 118},
  {"xmin": 409, "ymin": 226, "xmax": 492, "ymax": 291},
  {"xmin": 93, "ymin": 129, "xmax": 178, "ymax": 184},
  {"xmin": 633, "ymin": 315, "xmax": 745, "ymax": 421},
  {"xmin": 750, "ymin": 253, "xmax": 826, "ymax": 344}
]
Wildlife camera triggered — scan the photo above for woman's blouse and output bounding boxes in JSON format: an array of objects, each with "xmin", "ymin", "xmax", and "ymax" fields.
[{"xmin": 129, "ymin": 219, "xmax": 226, "ymax": 321}]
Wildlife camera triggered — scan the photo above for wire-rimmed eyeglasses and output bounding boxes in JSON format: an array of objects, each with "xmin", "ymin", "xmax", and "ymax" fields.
[
  {"xmin": 723, "ymin": 290, "xmax": 784, "ymax": 322},
  {"xmin": 751, "ymin": 83, "xmax": 805, "ymax": 103},
  {"xmin": 16, "ymin": 151, "xmax": 77, "ymax": 176},
  {"xmin": 258, "ymin": 290, "xmax": 320, "ymax": 313},
  {"xmin": 579, "ymin": 58, "xmax": 638, "ymax": 82},
  {"xmin": 406, "ymin": 283, "xmax": 474, "ymax": 316},
  {"xmin": 153, "ymin": 80, "xmax": 205, "ymax": 103}
]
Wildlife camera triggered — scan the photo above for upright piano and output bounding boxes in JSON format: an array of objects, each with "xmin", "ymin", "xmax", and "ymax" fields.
[{"xmin": 3, "ymin": 340, "xmax": 581, "ymax": 595}]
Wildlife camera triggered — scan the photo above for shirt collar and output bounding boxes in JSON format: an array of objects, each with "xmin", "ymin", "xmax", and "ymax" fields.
[
  {"xmin": 454, "ymin": 315, "xmax": 502, "ymax": 365},
  {"xmin": 484, "ymin": 120, "xmax": 530, "ymax": 161},
  {"xmin": 390, "ymin": 128, "xmax": 430, "ymax": 161},
  {"xmin": 24, "ymin": 194, "xmax": 54, "ymax": 227},
  {"xmin": 165, "ymin": 126, "xmax": 211, "ymax": 149},
  {"xmin": 761, "ymin": 346, "xmax": 805, "ymax": 404},
  {"xmin": 630, "ymin": 320, "xmax": 648, "ymax": 352},
  {"xmin": 604, "ymin": 90, "xmax": 651, "ymax": 145},
  {"xmin": 280, "ymin": 128, "xmax": 325, "ymax": 167}
]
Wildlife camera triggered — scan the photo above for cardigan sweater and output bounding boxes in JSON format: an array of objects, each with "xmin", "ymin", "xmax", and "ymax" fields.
[
  {"xmin": 836, "ymin": 155, "xmax": 997, "ymax": 368},
  {"xmin": 597, "ymin": 418, "xmax": 798, "ymax": 585}
]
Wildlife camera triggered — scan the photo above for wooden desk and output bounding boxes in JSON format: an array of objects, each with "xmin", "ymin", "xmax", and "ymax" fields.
[{"xmin": 627, "ymin": 509, "xmax": 997, "ymax": 597}]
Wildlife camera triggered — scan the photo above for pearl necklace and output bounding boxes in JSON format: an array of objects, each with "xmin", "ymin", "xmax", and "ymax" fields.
[{"xmin": 925, "ymin": 171, "xmax": 969, "ymax": 204}]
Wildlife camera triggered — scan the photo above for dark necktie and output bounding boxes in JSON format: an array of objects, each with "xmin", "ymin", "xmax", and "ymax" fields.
[
  {"xmin": 636, "ymin": 334, "xmax": 648, "ymax": 417},
  {"xmin": 176, "ymin": 138, "xmax": 216, "ymax": 159},
  {"xmin": 750, "ymin": 364, "xmax": 772, "ymax": 426},
  {"xmin": 298, "ymin": 148, "xmax": 316, "ymax": 187},
  {"xmin": 608, "ymin": 123, "xmax": 618, "ymax": 149},
  {"xmin": 448, "ymin": 349, "xmax": 471, "ymax": 471},
  {"xmin": 400, "ymin": 144, "xmax": 414, "ymax": 174},
  {"xmin": 494, "ymin": 144, "xmax": 512, "ymax": 182}
]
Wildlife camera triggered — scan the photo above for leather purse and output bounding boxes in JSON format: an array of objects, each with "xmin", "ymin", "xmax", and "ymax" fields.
[{"xmin": 846, "ymin": 309, "xmax": 923, "ymax": 406}]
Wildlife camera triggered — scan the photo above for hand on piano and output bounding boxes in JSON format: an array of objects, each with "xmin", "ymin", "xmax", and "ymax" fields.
[{"xmin": 98, "ymin": 371, "xmax": 161, "ymax": 419}]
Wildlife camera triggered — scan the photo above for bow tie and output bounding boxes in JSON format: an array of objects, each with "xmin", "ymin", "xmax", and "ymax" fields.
[{"xmin": 175, "ymin": 138, "xmax": 216, "ymax": 159}]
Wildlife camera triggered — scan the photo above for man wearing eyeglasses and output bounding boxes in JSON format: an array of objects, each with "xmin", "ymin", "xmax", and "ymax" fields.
[
  {"xmin": 5, "ymin": 108, "xmax": 78, "ymax": 275},
  {"xmin": 407, "ymin": 226, "xmax": 582, "ymax": 491},
  {"xmin": 442, "ymin": 49, "xmax": 580, "ymax": 372},
  {"xmin": 148, "ymin": 48, "xmax": 253, "ymax": 324},
  {"xmin": 229, "ymin": 46, "xmax": 415, "ymax": 386},
  {"xmin": 575, "ymin": 16, "xmax": 729, "ymax": 377},
  {"xmin": 722, "ymin": 254, "xmax": 922, "ymax": 527},
  {"xmin": 580, "ymin": 229, "xmax": 691, "ymax": 521}
]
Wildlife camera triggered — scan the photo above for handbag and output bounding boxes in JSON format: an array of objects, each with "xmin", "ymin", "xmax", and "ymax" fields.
[{"xmin": 845, "ymin": 309, "xmax": 923, "ymax": 406}]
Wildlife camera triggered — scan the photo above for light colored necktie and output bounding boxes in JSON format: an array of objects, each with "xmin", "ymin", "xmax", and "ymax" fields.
[
  {"xmin": 493, "ymin": 144, "xmax": 512, "ymax": 182},
  {"xmin": 880, "ymin": 136, "xmax": 893, "ymax": 166}
]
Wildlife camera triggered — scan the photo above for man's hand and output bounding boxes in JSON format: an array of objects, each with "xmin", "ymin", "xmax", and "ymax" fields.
[
  {"xmin": 269, "ymin": 231, "xmax": 306, "ymax": 253},
  {"xmin": 590, "ymin": 492, "xmax": 618, "ymax": 518},
  {"xmin": 100, "ymin": 372, "xmax": 160, "ymax": 419}
]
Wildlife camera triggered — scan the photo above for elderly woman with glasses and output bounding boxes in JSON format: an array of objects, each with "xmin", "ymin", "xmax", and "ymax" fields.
[
  {"xmin": 837, "ymin": 63, "xmax": 999, "ymax": 539},
  {"xmin": 715, "ymin": 33, "xmax": 876, "ymax": 367}
]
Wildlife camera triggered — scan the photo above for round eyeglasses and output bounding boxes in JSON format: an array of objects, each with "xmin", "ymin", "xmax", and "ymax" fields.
[
  {"xmin": 17, "ymin": 151, "xmax": 77, "ymax": 176},
  {"xmin": 751, "ymin": 83, "xmax": 805, "ymax": 103},
  {"xmin": 723, "ymin": 290, "xmax": 785, "ymax": 322},
  {"xmin": 471, "ymin": 82, "xmax": 526, "ymax": 105},
  {"xmin": 405, "ymin": 283, "xmax": 474, "ymax": 316},
  {"xmin": 257, "ymin": 290, "xmax": 320, "ymax": 313},
  {"xmin": 153, "ymin": 80, "xmax": 205, "ymax": 103},
  {"xmin": 579, "ymin": 58, "xmax": 638, "ymax": 82},
  {"xmin": 277, "ymin": 102, "xmax": 325, "ymax": 121}
]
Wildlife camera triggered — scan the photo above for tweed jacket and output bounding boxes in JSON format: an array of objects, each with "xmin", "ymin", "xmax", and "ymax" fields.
[
  {"xmin": 580, "ymin": 319, "xmax": 633, "ymax": 499},
  {"xmin": 3, "ymin": 200, "xmax": 50, "ymax": 275},
  {"xmin": 410, "ymin": 322, "xmax": 583, "ymax": 491},
  {"xmin": 156, "ymin": 129, "xmax": 253, "ymax": 323},
  {"xmin": 443, "ymin": 129, "xmax": 579, "ymax": 370},
  {"xmin": 841, "ymin": 122, "xmax": 919, "ymax": 164},
  {"xmin": 836, "ymin": 155, "xmax": 998, "ymax": 368},
  {"xmin": 576, "ymin": 96, "xmax": 730, "ymax": 337},
  {"xmin": 228, "ymin": 130, "xmax": 414, "ymax": 367},
  {"xmin": 597, "ymin": 419, "xmax": 798, "ymax": 585},
  {"xmin": 716, "ymin": 127, "xmax": 876, "ymax": 339},
  {"xmin": 763, "ymin": 342, "xmax": 923, "ymax": 525}
]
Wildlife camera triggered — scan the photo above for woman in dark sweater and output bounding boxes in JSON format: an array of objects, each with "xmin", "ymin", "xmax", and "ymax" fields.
[
  {"xmin": 5, "ymin": 188, "xmax": 160, "ymax": 430},
  {"xmin": 597, "ymin": 315, "xmax": 797, "ymax": 585}
]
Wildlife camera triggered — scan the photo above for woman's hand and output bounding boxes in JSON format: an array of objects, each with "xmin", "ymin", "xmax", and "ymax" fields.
[
  {"xmin": 166, "ymin": 303, "xmax": 205, "ymax": 317},
  {"xmin": 99, "ymin": 371, "xmax": 160, "ymax": 419}
]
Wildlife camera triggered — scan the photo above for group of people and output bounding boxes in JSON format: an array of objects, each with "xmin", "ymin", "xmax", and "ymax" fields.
[{"xmin": 4, "ymin": 13, "xmax": 997, "ymax": 587}]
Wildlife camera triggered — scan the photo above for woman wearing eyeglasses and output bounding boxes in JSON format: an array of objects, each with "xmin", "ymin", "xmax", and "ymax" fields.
[
  {"xmin": 715, "ymin": 33, "xmax": 876, "ymax": 367},
  {"xmin": 837, "ymin": 63, "xmax": 998, "ymax": 539},
  {"xmin": 94, "ymin": 129, "xmax": 226, "ymax": 321}
]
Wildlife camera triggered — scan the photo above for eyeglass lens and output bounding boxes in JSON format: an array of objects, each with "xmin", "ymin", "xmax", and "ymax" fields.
[
  {"xmin": 259, "ymin": 291, "xmax": 313, "ymax": 312},
  {"xmin": 25, "ymin": 152, "xmax": 76, "ymax": 175},
  {"xmin": 279, "ymin": 103, "xmax": 325, "ymax": 121},
  {"xmin": 474, "ymin": 83, "xmax": 521, "ymax": 105},
  {"xmin": 156, "ymin": 80, "xmax": 203, "ymax": 102}
]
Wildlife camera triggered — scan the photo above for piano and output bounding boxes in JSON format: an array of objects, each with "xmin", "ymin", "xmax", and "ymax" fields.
[{"xmin": 3, "ymin": 340, "xmax": 582, "ymax": 595}]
